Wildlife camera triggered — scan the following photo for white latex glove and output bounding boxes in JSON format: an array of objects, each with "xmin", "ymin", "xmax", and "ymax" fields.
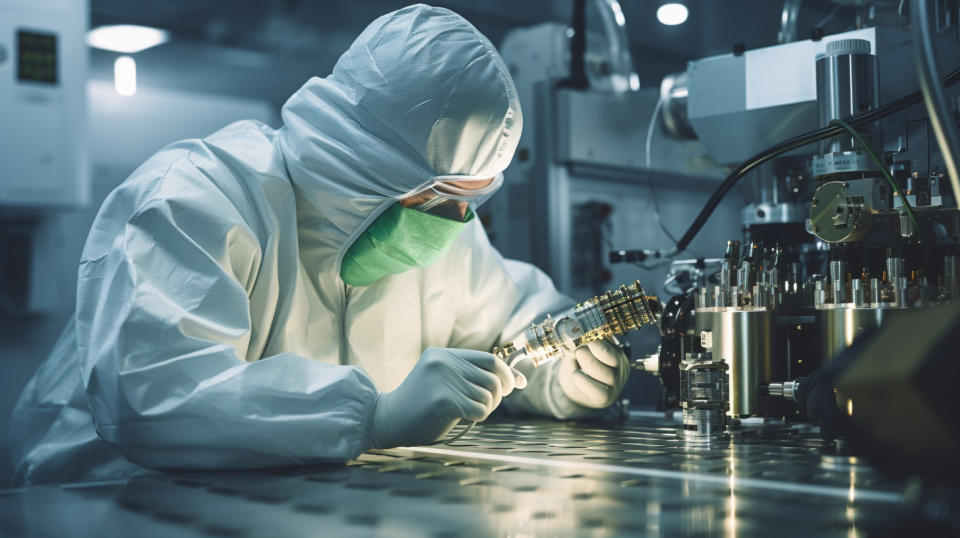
[
  {"xmin": 557, "ymin": 340, "xmax": 630, "ymax": 409},
  {"xmin": 369, "ymin": 347, "xmax": 516, "ymax": 448}
]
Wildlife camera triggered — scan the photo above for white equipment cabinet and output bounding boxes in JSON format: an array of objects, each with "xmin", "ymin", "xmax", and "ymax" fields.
[{"xmin": 0, "ymin": 0, "xmax": 88, "ymax": 209}]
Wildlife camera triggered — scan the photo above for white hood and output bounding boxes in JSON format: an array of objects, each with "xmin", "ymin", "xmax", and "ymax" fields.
[{"xmin": 278, "ymin": 4, "xmax": 522, "ymax": 271}]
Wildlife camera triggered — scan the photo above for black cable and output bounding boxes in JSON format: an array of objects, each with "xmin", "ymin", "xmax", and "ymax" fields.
[
  {"xmin": 912, "ymin": 0, "xmax": 960, "ymax": 203},
  {"xmin": 645, "ymin": 98, "xmax": 683, "ymax": 248},
  {"xmin": 647, "ymin": 174, "xmax": 681, "ymax": 247},
  {"xmin": 558, "ymin": 0, "xmax": 589, "ymax": 90},
  {"xmin": 670, "ymin": 65, "xmax": 960, "ymax": 254}
]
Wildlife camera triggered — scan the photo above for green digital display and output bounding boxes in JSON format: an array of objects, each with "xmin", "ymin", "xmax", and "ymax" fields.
[{"xmin": 17, "ymin": 29, "xmax": 58, "ymax": 85}]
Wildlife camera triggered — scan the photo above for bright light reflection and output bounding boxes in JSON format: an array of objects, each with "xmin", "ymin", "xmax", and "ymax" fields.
[
  {"xmin": 87, "ymin": 24, "xmax": 169, "ymax": 53},
  {"xmin": 114, "ymin": 56, "xmax": 137, "ymax": 96},
  {"xmin": 849, "ymin": 468, "xmax": 856, "ymax": 503},
  {"xmin": 849, "ymin": 469, "xmax": 859, "ymax": 538},
  {"xmin": 647, "ymin": 501, "xmax": 661, "ymax": 535},
  {"xmin": 727, "ymin": 457, "xmax": 737, "ymax": 537},
  {"xmin": 657, "ymin": 3, "xmax": 689, "ymax": 26},
  {"xmin": 611, "ymin": 0, "xmax": 626, "ymax": 26}
]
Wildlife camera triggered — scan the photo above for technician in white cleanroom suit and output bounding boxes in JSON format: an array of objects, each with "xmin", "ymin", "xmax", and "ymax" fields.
[{"xmin": 9, "ymin": 4, "xmax": 630, "ymax": 486}]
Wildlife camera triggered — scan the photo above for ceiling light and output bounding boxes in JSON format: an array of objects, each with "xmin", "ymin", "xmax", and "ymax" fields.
[
  {"xmin": 114, "ymin": 56, "xmax": 137, "ymax": 96},
  {"xmin": 657, "ymin": 3, "xmax": 689, "ymax": 26},
  {"xmin": 87, "ymin": 25, "xmax": 169, "ymax": 54}
]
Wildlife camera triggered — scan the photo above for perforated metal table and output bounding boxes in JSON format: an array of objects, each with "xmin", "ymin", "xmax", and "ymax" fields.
[{"xmin": 0, "ymin": 416, "xmax": 916, "ymax": 537}]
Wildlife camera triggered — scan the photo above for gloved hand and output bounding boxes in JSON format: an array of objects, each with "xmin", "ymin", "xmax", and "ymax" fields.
[
  {"xmin": 557, "ymin": 340, "xmax": 630, "ymax": 409},
  {"xmin": 369, "ymin": 347, "xmax": 516, "ymax": 448}
]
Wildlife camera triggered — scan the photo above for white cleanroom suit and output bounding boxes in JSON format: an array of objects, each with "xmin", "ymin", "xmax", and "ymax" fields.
[{"xmin": 9, "ymin": 4, "xmax": 628, "ymax": 486}]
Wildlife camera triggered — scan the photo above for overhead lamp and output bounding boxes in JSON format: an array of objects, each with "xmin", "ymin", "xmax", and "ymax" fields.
[
  {"xmin": 657, "ymin": 3, "xmax": 689, "ymax": 26},
  {"xmin": 87, "ymin": 24, "xmax": 169, "ymax": 54},
  {"xmin": 114, "ymin": 56, "xmax": 137, "ymax": 96}
]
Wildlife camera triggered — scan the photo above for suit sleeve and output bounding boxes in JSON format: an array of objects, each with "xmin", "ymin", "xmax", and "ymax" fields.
[{"xmin": 75, "ymin": 167, "xmax": 377, "ymax": 472}]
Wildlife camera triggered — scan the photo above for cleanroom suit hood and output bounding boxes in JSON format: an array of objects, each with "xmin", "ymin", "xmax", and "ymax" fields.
[
  {"xmin": 280, "ymin": 3, "xmax": 521, "ymax": 275},
  {"xmin": 8, "ymin": 4, "xmax": 581, "ymax": 486}
]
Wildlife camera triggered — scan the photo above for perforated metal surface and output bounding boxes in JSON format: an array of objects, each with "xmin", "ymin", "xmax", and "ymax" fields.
[{"xmin": 0, "ymin": 417, "xmax": 907, "ymax": 537}]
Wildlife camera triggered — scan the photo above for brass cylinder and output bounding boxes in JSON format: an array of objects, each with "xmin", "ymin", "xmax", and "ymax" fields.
[
  {"xmin": 695, "ymin": 309, "xmax": 778, "ymax": 417},
  {"xmin": 818, "ymin": 307, "xmax": 888, "ymax": 361}
]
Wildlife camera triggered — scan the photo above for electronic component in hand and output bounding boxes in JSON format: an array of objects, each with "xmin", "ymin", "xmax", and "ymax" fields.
[{"xmin": 492, "ymin": 280, "xmax": 661, "ymax": 369}]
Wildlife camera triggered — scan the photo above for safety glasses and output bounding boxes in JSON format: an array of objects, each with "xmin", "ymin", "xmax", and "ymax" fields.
[{"xmin": 411, "ymin": 172, "xmax": 504, "ymax": 212}]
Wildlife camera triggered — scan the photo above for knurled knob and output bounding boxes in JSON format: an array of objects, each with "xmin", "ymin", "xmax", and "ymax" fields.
[{"xmin": 825, "ymin": 38, "xmax": 872, "ymax": 57}]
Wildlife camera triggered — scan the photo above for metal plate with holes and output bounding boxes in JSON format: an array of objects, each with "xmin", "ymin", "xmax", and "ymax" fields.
[{"xmin": 0, "ymin": 417, "xmax": 911, "ymax": 537}]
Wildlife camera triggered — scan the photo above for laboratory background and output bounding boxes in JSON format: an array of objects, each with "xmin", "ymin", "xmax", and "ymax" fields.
[{"xmin": 1, "ymin": 0, "xmax": 959, "ymax": 536}]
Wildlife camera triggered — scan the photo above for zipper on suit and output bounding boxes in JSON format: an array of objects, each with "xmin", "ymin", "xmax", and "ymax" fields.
[{"xmin": 339, "ymin": 283, "xmax": 350, "ymax": 366}]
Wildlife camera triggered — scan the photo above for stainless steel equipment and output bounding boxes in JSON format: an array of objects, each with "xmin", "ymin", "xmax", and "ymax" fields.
[
  {"xmin": 813, "ymin": 38, "xmax": 879, "ymax": 179},
  {"xmin": 694, "ymin": 309, "xmax": 778, "ymax": 418},
  {"xmin": 621, "ymin": 3, "xmax": 960, "ymax": 440},
  {"xmin": 818, "ymin": 307, "xmax": 888, "ymax": 361},
  {"xmin": 501, "ymin": 5, "xmax": 960, "ymax": 447},
  {"xmin": 809, "ymin": 179, "xmax": 888, "ymax": 243},
  {"xmin": 767, "ymin": 379, "xmax": 800, "ymax": 402},
  {"xmin": 678, "ymin": 352, "xmax": 728, "ymax": 436},
  {"xmin": 648, "ymin": 235, "xmax": 960, "ymax": 430}
]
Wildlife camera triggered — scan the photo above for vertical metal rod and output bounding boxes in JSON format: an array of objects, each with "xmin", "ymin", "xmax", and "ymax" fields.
[{"xmin": 912, "ymin": 0, "xmax": 960, "ymax": 205}]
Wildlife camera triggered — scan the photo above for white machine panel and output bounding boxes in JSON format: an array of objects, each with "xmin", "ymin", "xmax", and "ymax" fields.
[
  {"xmin": 685, "ymin": 27, "xmax": 953, "ymax": 164},
  {"xmin": 0, "ymin": 0, "xmax": 88, "ymax": 208}
]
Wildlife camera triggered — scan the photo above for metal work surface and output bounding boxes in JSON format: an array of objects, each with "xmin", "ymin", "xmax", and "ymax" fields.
[{"xmin": 0, "ymin": 417, "xmax": 910, "ymax": 537}]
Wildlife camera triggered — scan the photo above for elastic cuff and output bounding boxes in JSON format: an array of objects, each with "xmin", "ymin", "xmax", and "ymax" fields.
[{"xmin": 362, "ymin": 392, "xmax": 386, "ymax": 451}]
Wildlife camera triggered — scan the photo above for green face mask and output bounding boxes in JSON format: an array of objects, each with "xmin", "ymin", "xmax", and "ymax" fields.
[{"xmin": 340, "ymin": 203, "xmax": 474, "ymax": 286}]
